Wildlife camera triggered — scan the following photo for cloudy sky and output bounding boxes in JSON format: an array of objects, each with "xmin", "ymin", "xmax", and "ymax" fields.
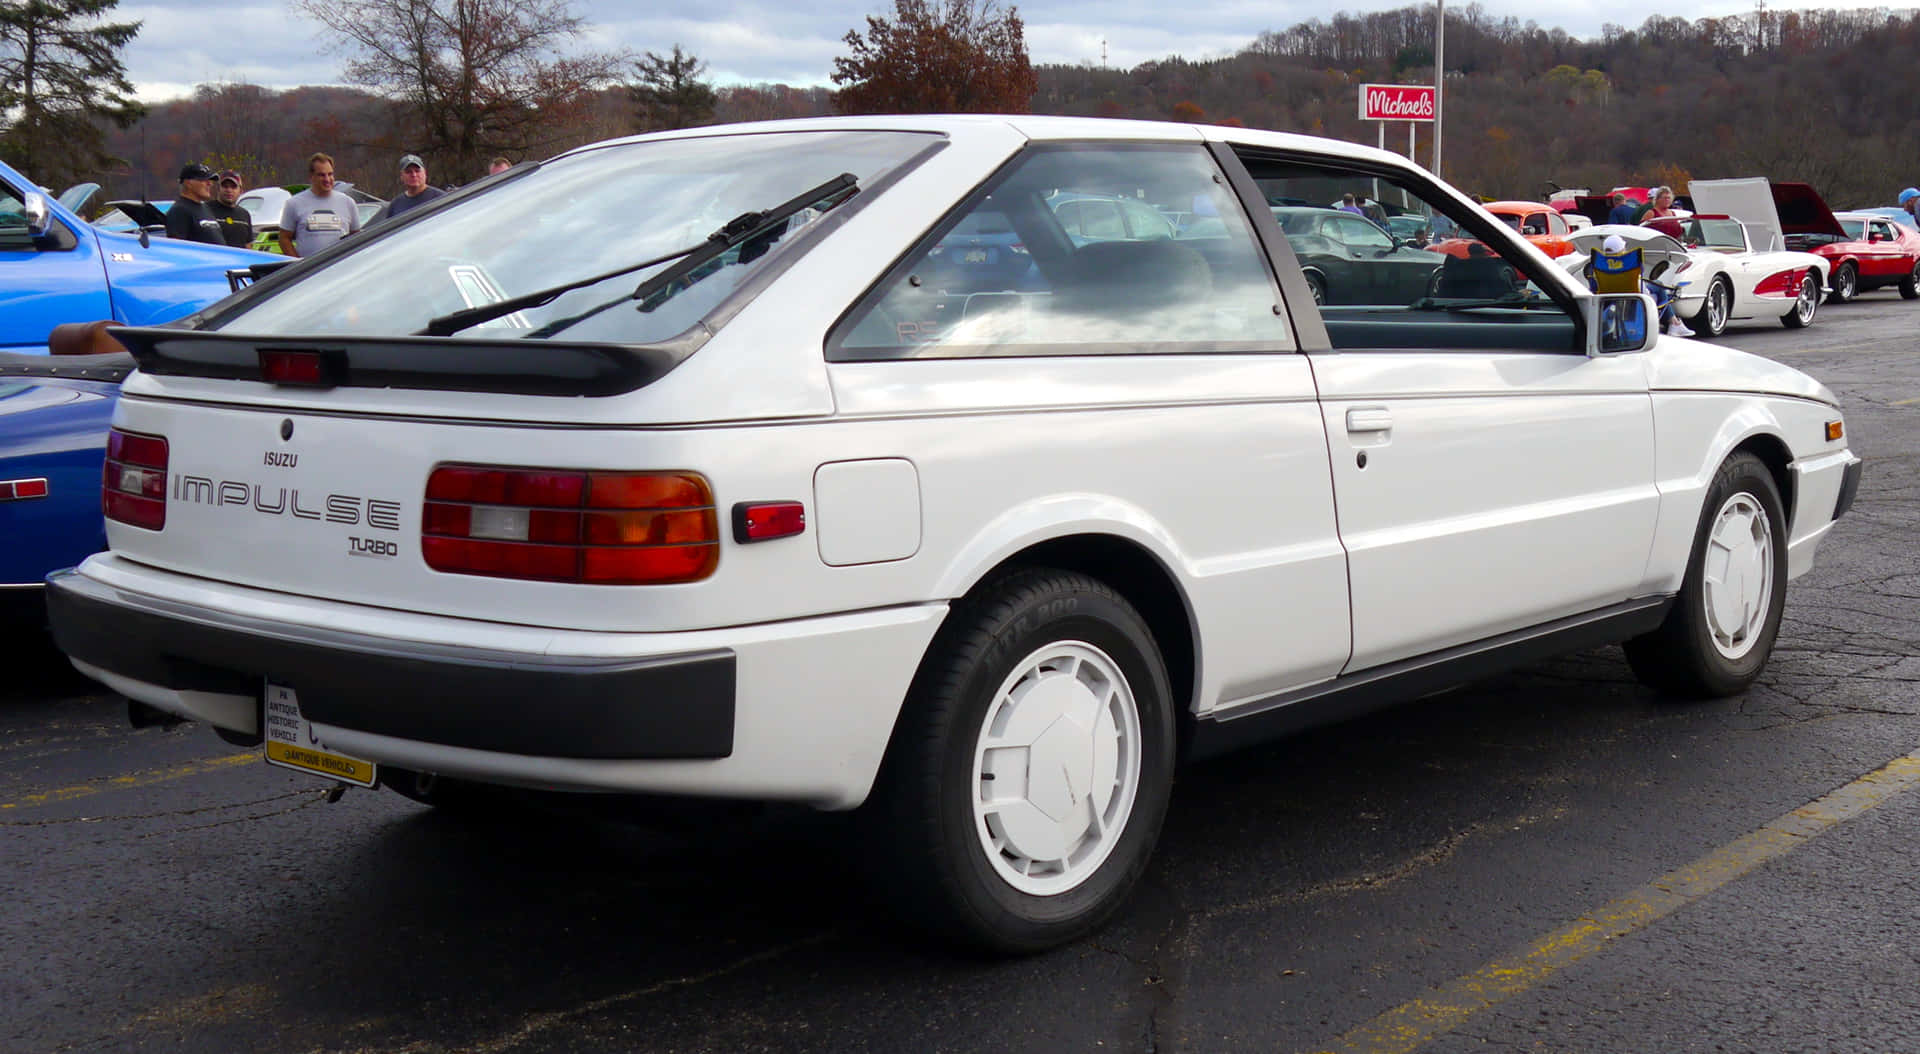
[{"xmin": 119, "ymin": 0, "xmax": 1902, "ymax": 101}]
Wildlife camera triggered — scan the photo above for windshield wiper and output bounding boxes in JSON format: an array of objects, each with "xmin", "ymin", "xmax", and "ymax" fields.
[
  {"xmin": 416, "ymin": 244, "xmax": 701, "ymax": 337},
  {"xmin": 415, "ymin": 172, "xmax": 858, "ymax": 338},
  {"xmin": 524, "ymin": 172, "xmax": 860, "ymax": 339}
]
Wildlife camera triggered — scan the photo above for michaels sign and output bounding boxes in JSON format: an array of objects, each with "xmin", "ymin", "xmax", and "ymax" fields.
[{"xmin": 1359, "ymin": 84, "xmax": 1437, "ymax": 121}]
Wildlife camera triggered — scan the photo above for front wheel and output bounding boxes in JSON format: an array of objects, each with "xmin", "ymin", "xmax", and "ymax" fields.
[
  {"xmin": 1689, "ymin": 276, "xmax": 1730, "ymax": 338},
  {"xmin": 864, "ymin": 569, "xmax": 1176, "ymax": 953},
  {"xmin": 1624, "ymin": 452, "xmax": 1787, "ymax": 698},
  {"xmin": 1781, "ymin": 273, "xmax": 1819, "ymax": 328}
]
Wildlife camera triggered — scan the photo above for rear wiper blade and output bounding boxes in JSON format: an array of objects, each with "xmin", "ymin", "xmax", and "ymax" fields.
[
  {"xmin": 416, "ymin": 243, "xmax": 701, "ymax": 337},
  {"xmin": 628, "ymin": 172, "xmax": 859, "ymax": 311},
  {"xmin": 523, "ymin": 172, "xmax": 860, "ymax": 339}
]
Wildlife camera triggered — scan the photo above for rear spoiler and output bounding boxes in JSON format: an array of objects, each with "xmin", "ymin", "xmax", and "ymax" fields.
[{"xmin": 107, "ymin": 327, "xmax": 693, "ymax": 397}]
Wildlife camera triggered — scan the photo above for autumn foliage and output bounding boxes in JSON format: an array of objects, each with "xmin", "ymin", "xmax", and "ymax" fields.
[{"xmin": 832, "ymin": 0, "xmax": 1038, "ymax": 115}]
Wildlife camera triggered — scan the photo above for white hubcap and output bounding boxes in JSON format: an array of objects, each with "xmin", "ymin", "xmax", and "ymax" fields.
[
  {"xmin": 971, "ymin": 642, "xmax": 1141, "ymax": 896},
  {"xmin": 1701, "ymin": 492, "xmax": 1774, "ymax": 659}
]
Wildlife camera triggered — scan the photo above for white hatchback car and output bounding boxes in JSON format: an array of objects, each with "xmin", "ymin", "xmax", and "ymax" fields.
[{"xmin": 48, "ymin": 116, "xmax": 1861, "ymax": 953}]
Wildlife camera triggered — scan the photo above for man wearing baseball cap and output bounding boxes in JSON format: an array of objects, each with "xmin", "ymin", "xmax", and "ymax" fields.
[
  {"xmin": 164, "ymin": 162, "xmax": 225, "ymax": 244},
  {"xmin": 376, "ymin": 153, "xmax": 445, "ymax": 224},
  {"xmin": 207, "ymin": 170, "xmax": 254, "ymax": 248}
]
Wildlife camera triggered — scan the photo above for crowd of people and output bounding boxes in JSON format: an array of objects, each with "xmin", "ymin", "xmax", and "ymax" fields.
[{"xmin": 163, "ymin": 151, "xmax": 514, "ymax": 256}]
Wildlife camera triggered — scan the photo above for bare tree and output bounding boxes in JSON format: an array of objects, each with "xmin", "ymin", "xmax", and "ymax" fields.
[{"xmin": 295, "ymin": 0, "xmax": 627, "ymax": 182}]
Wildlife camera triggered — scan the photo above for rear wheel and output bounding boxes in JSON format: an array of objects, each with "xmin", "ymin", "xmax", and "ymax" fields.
[
  {"xmin": 1828, "ymin": 262, "xmax": 1857, "ymax": 304},
  {"xmin": 1900, "ymin": 261, "xmax": 1920, "ymax": 300},
  {"xmin": 1781, "ymin": 273, "xmax": 1819, "ymax": 328},
  {"xmin": 864, "ymin": 569, "xmax": 1176, "ymax": 953},
  {"xmin": 1689, "ymin": 276, "xmax": 1730, "ymax": 338},
  {"xmin": 1625, "ymin": 452, "xmax": 1787, "ymax": 698},
  {"xmin": 1305, "ymin": 272, "xmax": 1327, "ymax": 305}
]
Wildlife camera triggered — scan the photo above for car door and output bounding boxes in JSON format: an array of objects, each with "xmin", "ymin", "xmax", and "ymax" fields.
[
  {"xmin": 1865, "ymin": 220, "xmax": 1903, "ymax": 280},
  {"xmin": 1233, "ymin": 148, "xmax": 1661, "ymax": 672},
  {"xmin": 0, "ymin": 174, "xmax": 112, "ymax": 350}
]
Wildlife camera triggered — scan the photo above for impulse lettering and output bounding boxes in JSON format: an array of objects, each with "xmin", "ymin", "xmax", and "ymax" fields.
[{"xmin": 172, "ymin": 474, "xmax": 403, "ymax": 531}]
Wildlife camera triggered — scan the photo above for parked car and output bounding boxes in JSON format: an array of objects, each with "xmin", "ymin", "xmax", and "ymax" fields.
[
  {"xmin": 1563, "ymin": 218, "xmax": 1828, "ymax": 337},
  {"xmin": 1270, "ymin": 205, "xmax": 1442, "ymax": 304},
  {"xmin": 0, "ymin": 158, "xmax": 277, "ymax": 351},
  {"xmin": 0, "ymin": 348, "xmax": 129, "ymax": 619},
  {"xmin": 1428, "ymin": 200, "xmax": 1579, "ymax": 259},
  {"xmin": 45, "ymin": 116, "xmax": 1860, "ymax": 954}
]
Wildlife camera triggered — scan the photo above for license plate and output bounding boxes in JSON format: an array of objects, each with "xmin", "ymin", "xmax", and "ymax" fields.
[
  {"xmin": 262, "ymin": 682, "xmax": 377, "ymax": 787},
  {"xmin": 963, "ymin": 249, "xmax": 989, "ymax": 264}
]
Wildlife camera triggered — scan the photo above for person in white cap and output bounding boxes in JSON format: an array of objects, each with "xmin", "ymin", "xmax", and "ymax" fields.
[{"xmin": 376, "ymin": 153, "xmax": 446, "ymax": 224}]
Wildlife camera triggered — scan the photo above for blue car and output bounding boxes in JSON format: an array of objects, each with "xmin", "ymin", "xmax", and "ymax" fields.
[
  {"xmin": 1, "ymin": 157, "xmax": 276, "ymax": 351},
  {"xmin": 1, "ymin": 158, "xmax": 276, "ymax": 620},
  {"xmin": 0, "ymin": 352, "xmax": 127, "ymax": 616}
]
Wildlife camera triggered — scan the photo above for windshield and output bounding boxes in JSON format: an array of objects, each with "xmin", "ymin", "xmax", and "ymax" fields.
[
  {"xmin": 1685, "ymin": 218, "xmax": 1746, "ymax": 251},
  {"xmin": 215, "ymin": 131, "xmax": 937, "ymax": 343}
]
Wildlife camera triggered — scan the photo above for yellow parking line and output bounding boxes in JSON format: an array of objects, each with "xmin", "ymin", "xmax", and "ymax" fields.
[
  {"xmin": 1893, "ymin": 397, "xmax": 1920, "ymax": 406},
  {"xmin": 0, "ymin": 754, "xmax": 258, "ymax": 811},
  {"xmin": 1310, "ymin": 751, "xmax": 1920, "ymax": 1054}
]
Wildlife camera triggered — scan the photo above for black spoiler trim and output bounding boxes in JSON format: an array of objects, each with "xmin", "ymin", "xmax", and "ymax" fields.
[
  {"xmin": 0, "ymin": 350, "xmax": 137, "ymax": 383},
  {"xmin": 105, "ymin": 327, "xmax": 696, "ymax": 397}
]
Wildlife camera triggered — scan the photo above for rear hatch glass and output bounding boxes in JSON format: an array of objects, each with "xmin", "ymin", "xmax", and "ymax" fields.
[{"xmin": 206, "ymin": 131, "xmax": 939, "ymax": 347}]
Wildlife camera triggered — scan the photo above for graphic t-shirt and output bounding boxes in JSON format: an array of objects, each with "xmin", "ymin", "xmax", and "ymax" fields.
[
  {"xmin": 165, "ymin": 197, "xmax": 224, "ymax": 244},
  {"xmin": 279, "ymin": 189, "xmax": 362, "ymax": 256}
]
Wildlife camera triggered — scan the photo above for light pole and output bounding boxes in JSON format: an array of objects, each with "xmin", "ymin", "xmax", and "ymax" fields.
[{"xmin": 1433, "ymin": 0, "xmax": 1445, "ymax": 179}]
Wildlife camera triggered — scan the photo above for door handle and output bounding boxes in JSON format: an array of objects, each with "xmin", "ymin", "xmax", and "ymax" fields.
[{"xmin": 1346, "ymin": 406, "xmax": 1393, "ymax": 433}]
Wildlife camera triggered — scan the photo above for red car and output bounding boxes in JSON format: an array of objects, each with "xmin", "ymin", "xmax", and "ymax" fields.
[
  {"xmin": 1820, "ymin": 211, "xmax": 1920, "ymax": 302},
  {"xmin": 1767, "ymin": 182, "xmax": 1920, "ymax": 302}
]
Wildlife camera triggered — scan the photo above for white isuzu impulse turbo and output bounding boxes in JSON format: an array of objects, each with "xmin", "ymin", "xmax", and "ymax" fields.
[{"xmin": 48, "ymin": 116, "xmax": 1861, "ymax": 952}]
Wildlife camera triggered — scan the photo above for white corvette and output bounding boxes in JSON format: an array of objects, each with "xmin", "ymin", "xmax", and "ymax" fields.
[
  {"xmin": 44, "ymin": 115, "xmax": 1861, "ymax": 953},
  {"xmin": 1564, "ymin": 220, "xmax": 1828, "ymax": 337}
]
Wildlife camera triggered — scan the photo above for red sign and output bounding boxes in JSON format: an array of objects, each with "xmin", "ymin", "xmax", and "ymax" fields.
[{"xmin": 1359, "ymin": 84, "xmax": 1436, "ymax": 122}]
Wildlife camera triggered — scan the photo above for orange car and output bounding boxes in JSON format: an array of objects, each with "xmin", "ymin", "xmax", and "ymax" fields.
[{"xmin": 1428, "ymin": 200, "xmax": 1578, "ymax": 259}]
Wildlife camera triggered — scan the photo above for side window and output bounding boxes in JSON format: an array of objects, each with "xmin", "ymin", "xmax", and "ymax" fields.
[
  {"xmin": 831, "ymin": 144, "xmax": 1294, "ymax": 360},
  {"xmin": 1547, "ymin": 211, "xmax": 1570, "ymax": 236},
  {"xmin": 0, "ymin": 181, "xmax": 29, "ymax": 241},
  {"xmin": 1522, "ymin": 213, "xmax": 1548, "ymax": 236},
  {"xmin": 1240, "ymin": 153, "xmax": 1577, "ymax": 353},
  {"xmin": 1337, "ymin": 217, "xmax": 1392, "ymax": 251},
  {"xmin": 1118, "ymin": 198, "xmax": 1177, "ymax": 240}
]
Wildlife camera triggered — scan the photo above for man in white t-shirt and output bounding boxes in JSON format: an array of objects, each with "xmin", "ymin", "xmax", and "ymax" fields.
[{"xmin": 278, "ymin": 152, "xmax": 362, "ymax": 257}]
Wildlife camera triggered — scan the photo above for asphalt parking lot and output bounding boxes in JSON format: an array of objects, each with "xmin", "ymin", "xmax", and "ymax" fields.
[{"xmin": 4, "ymin": 293, "xmax": 1917, "ymax": 1054}]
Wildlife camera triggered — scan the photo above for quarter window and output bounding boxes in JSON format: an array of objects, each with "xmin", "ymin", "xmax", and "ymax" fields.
[{"xmin": 831, "ymin": 144, "xmax": 1292, "ymax": 360}]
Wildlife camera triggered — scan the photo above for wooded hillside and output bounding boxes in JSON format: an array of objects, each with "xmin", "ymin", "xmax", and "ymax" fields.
[{"xmin": 91, "ymin": 4, "xmax": 1920, "ymax": 209}]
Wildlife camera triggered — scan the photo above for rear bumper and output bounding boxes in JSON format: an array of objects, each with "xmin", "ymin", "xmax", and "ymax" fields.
[
  {"xmin": 48, "ymin": 568, "xmax": 736, "ymax": 759},
  {"xmin": 46, "ymin": 555, "xmax": 947, "ymax": 807}
]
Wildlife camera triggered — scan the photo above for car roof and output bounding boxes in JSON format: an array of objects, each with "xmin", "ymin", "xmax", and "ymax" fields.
[{"xmin": 1482, "ymin": 201, "xmax": 1553, "ymax": 214}]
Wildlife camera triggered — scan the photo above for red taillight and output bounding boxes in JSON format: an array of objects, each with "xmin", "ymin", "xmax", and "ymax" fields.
[
  {"xmin": 421, "ymin": 466, "xmax": 718, "ymax": 585},
  {"xmin": 259, "ymin": 349, "xmax": 329, "ymax": 386},
  {"xmin": 102, "ymin": 427, "xmax": 168, "ymax": 530},
  {"xmin": 1753, "ymin": 268, "xmax": 1803, "ymax": 298}
]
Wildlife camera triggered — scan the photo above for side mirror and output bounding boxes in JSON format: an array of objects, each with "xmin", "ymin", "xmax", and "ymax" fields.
[
  {"xmin": 1587, "ymin": 292, "xmax": 1657, "ymax": 355},
  {"xmin": 22, "ymin": 193, "xmax": 50, "ymax": 237}
]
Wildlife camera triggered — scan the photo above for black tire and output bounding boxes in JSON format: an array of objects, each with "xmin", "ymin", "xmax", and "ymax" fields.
[
  {"xmin": 1689, "ymin": 276, "xmax": 1730, "ymax": 338},
  {"xmin": 1827, "ymin": 262, "xmax": 1857, "ymax": 304},
  {"xmin": 1305, "ymin": 272, "xmax": 1327, "ymax": 306},
  {"xmin": 863, "ymin": 568, "xmax": 1176, "ymax": 954},
  {"xmin": 1900, "ymin": 261, "xmax": 1919, "ymax": 300},
  {"xmin": 1624, "ymin": 452, "xmax": 1788, "ymax": 698},
  {"xmin": 1782, "ymin": 272, "xmax": 1819, "ymax": 328}
]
